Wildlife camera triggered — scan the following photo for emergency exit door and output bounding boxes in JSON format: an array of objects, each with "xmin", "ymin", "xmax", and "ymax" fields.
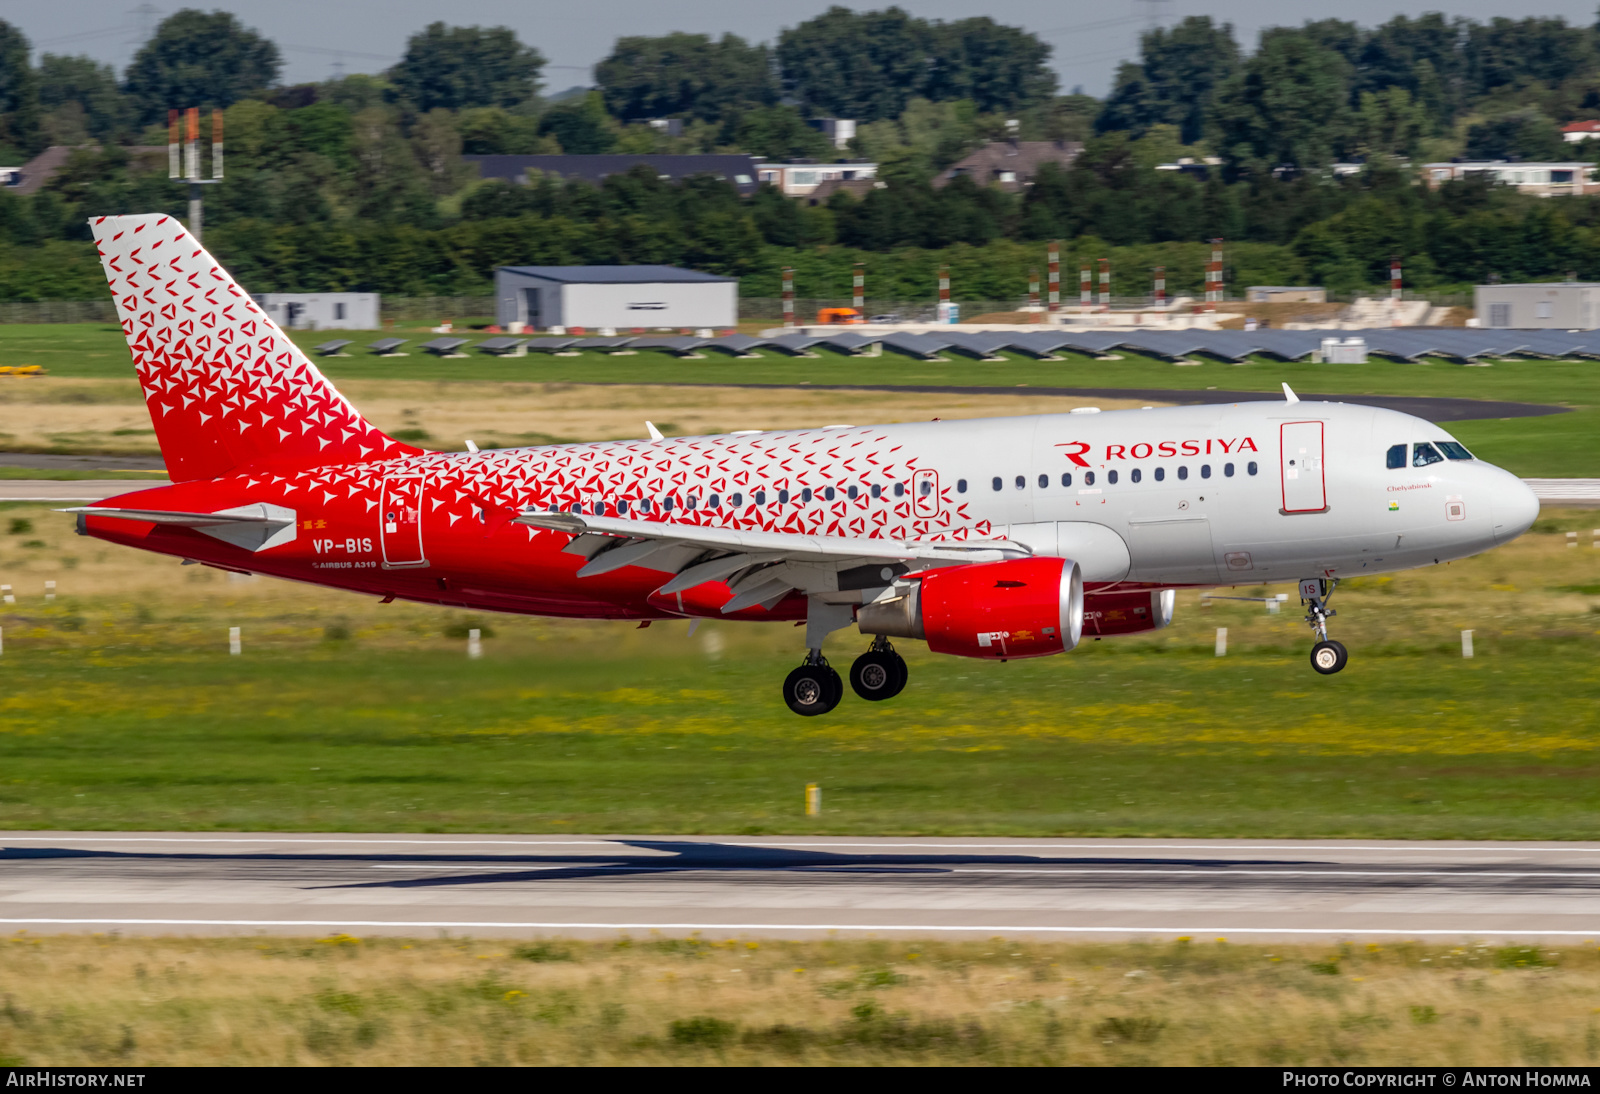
[
  {"xmin": 380, "ymin": 476, "xmax": 428, "ymax": 568},
  {"xmin": 1280, "ymin": 421, "xmax": 1326, "ymax": 513}
]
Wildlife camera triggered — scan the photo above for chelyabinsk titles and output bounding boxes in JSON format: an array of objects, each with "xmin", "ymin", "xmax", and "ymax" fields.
[{"xmin": 68, "ymin": 214, "xmax": 1540, "ymax": 715}]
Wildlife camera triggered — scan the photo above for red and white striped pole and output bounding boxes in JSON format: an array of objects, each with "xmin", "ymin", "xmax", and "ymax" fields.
[
  {"xmin": 782, "ymin": 267, "xmax": 795, "ymax": 329},
  {"xmin": 1390, "ymin": 257, "xmax": 1402, "ymax": 301},
  {"xmin": 1098, "ymin": 258, "xmax": 1111, "ymax": 309},
  {"xmin": 168, "ymin": 109, "xmax": 180, "ymax": 178},
  {"xmin": 1154, "ymin": 266, "xmax": 1166, "ymax": 306},
  {"xmin": 1205, "ymin": 239, "xmax": 1224, "ymax": 312},
  {"xmin": 1080, "ymin": 263, "xmax": 1091, "ymax": 310},
  {"xmin": 938, "ymin": 264, "xmax": 951, "ymax": 322},
  {"xmin": 852, "ymin": 262, "xmax": 865, "ymax": 313},
  {"xmin": 1028, "ymin": 267, "xmax": 1040, "ymax": 314},
  {"xmin": 1047, "ymin": 242, "xmax": 1060, "ymax": 313}
]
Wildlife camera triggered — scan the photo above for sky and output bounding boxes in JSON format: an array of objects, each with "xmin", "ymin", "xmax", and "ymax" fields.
[{"xmin": 6, "ymin": 0, "xmax": 1600, "ymax": 98}]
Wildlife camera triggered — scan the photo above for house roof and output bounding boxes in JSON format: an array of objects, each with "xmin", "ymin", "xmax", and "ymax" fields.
[
  {"xmin": 1562, "ymin": 121, "xmax": 1600, "ymax": 132},
  {"xmin": 8, "ymin": 145, "xmax": 165, "ymax": 195},
  {"xmin": 496, "ymin": 265, "xmax": 736, "ymax": 284},
  {"xmin": 934, "ymin": 140, "xmax": 1084, "ymax": 191}
]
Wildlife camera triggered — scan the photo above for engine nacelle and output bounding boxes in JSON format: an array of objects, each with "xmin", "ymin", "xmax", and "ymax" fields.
[
  {"xmin": 856, "ymin": 557, "xmax": 1083, "ymax": 660},
  {"xmin": 1083, "ymin": 588, "xmax": 1175, "ymax": 637}
]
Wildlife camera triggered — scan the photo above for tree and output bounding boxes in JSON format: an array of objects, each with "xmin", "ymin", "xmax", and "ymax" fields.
[
  {"xmin": 0, "ymin": 20, "xmax": 41, "ymax": 156},
  {"xmin": 1465, "ymin": 110, "xmax": 1568, "ymax": 161},
  {"xmin": 123, "ymin": 10, "xmax": 281, "ymax": 126},
  {"xmin": 1211, "ymin": 33, "xmax": 1355, "ymax": 171},
  {"xmin": 596, "ymin": 32, "xmax": 776, "ymax": 124},
  {"xmin": 923, "ymin": 17, "xmax": 1055, "ymax": 114},
  {"xmin": 732, "ymin": 106, "xmax": 832, "ymax": 161},
  {"xmin": 537, "ymin": 91, "xmax": 615, "ymax": 154},
  {"xmin": 1355, "ymin": 86, "xmax": 1429, "ymax": 158},
  {"xmin": 388, "ymin": 23, "xmax": 545, "ymax": 113},
  {"xmin": 1097, "ymin": 17, "xmax": 1240, "ymax": 143},
  {"xmin": 38, "ymin": 55, "xmax": 131, "ymax": 143}
]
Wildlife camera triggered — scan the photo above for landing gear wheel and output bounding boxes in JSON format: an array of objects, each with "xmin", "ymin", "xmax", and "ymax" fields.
[
  {"xmin": 850, "ymin": 649, "xmax": 907, "ymax": 701},
  {"xmin": 785, "ymin": 662, "xmax": 843, "ymax": 716},
  {"xmin": 1310, "ymin": 640, "xmax": 1348, "ymax": 675}
]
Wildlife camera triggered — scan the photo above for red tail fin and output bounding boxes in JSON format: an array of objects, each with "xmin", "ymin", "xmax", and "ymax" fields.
[{"xmin": 91, "ymin": 214, "xmax": 419, "ymax": 482}]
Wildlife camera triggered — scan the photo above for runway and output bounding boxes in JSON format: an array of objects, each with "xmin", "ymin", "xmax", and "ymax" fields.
[{"xmin": 4, "ymin": 833, "xmax": 1600, "ymax": 941}]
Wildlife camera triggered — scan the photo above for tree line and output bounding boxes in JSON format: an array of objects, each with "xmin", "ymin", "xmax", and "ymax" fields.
[{"xmin": 3, "ymin": 8, "xmax": 1600, "ymax": 304}]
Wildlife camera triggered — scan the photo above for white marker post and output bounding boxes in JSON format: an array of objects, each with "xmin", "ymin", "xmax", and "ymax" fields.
[
  {"xmin": 1461, "ymin": 629, "xmax": 1474, "ymax": 659},
  {"xmin": 44, "ymin": 580, "xmax": 55, "ymax": 603},
  {"xmin": 0, "ymin": 626, "xmax": 4, "ymax": 656},
  {"xmin": 468, "ymin": 628, "xmax": 482, "ymax": 659},
  {"xmin": 805, "ymin": 783, "xmax": 821, "ymax": 817},
  {"xmin": 1215, "ymin": 627, "xmax": 1228, "ymax": 656},
  {"xmin": 228, "ymin": 626, "xmax": 241, "ymax": 656},
  {"xmin": 1569, "ymin": 532, "xmax": 1579, "ymax": 549},
  {"xmin": 1, "ymin": 585, "xmax": 12, "ymax": 605}
]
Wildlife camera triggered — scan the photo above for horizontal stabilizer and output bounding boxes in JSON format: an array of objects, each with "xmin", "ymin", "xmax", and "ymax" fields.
[{"xmin": 64, "ymin": 502, "xmax": 297, "ymax": 553}]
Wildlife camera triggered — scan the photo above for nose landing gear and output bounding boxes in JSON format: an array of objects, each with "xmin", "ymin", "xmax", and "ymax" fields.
[
  {"xmin": 1300, "ymin": 578, "xmax": 1348, "ymax": 675},
  {"xmin": 850, "ymin": 637, "xmax": 907, "ymax": 701}
]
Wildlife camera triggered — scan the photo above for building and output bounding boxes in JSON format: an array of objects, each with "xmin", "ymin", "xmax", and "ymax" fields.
[
  {"xmin": 465, "ymin": 154, "xmax": 760, "ymax": 196},
  {"xmin": 251, "ymin": 294, "xmax": 379, "ymax": 331},
  {"xmin": 810, "ymin": 118, "xmax": 856, "ymax": 150},
  {"xmin": 1475, "ymin": 282, "xmax": 1600, "ymax": 329},
  {"xmin": 1245, "ymin": 286, "xmax": 1326, "ymax": 303},
  {"xmin": 804, "ymin": 178, "xmax": 883, "ymax": 206},
  {"xmin": 934, "ymin": 140, "xmax": 1084, "ymax": 192},
  {"xmin": 1562, "ymin": 121, "xmax": 1600, "ymax": 143},
  {"xmin": 755, "ymin": 160, "xmax": 878, "ymax": 198},
  {"xmin": 6, "ymin": 145, "xmax": 167, "ymax": 195},
  {"xmin": 1422, "ymin": 161, "xmax": 1600, "ymax": 197},
  {"xmin": 495, "ymin": 266, "xmax": 736, "ymax": 331}
]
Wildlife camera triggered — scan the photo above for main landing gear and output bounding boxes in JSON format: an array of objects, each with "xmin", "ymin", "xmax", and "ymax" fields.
[
  {"xmin": 1300, "ymin": 577, "xmax": 1349, "ymax": 676},
  {"xmin": 782, "ymin": 638, "xmax": 910, "ymax": 716}
]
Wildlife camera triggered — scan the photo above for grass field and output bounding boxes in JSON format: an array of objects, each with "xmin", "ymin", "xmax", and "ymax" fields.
[
  {"xmin": 0, "ymin": 934, "xmax": 1596, "ymax": 1066},
  {"xmin": 0, "ymin": 500, "xmax": 1596, "ymax": 836},
  {"xmin": 2, "ymin": 323, "xmax": 1597, "ymax": 475}
]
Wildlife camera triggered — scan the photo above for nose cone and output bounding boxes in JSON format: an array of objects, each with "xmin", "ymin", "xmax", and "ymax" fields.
[{"xmin": 1493, "ymin": 474, "xmax": 1540, "ymax": 544}]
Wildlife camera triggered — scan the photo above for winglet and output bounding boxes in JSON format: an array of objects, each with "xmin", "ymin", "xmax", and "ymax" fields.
[
  {"xmin": 1282, "ymin": 382, "xmax": 1300, "ymax": 404},
  {"xmin": 645, "ymin": 421, "xmax": 664, "ymax": 441}
]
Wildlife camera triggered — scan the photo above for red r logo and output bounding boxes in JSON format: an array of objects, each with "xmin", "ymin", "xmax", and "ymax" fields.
[{"xmin": 1055, "ymin": 441, "xmax": 1092, "ymax": 468}]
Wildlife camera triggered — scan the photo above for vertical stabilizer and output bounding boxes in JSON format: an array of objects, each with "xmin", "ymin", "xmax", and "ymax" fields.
[{"xmin": 90, "ymin": 214, "xmax": 419, "ymax": 482}]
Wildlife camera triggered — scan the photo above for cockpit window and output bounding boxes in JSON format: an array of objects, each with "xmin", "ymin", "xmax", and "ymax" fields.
[
  {"xmin": 1436, "ymin": 441, "xmax": 1474, "ymax": 461},
  {"xmin": 1413, "ymin": 442, "xmax": 1444, "ymax": 467},
  {"xmin": 1386, "ymin": 444, "xmax": 1407, "ymax": 469}
]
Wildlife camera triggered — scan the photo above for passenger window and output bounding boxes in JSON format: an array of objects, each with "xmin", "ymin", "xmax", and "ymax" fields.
[
  {"xmin": 1084, "ymin": 471, "xmax": 1096, "ymax": 486},
  {"xmin": 1060, "ymin": 473, "xmax": 1072, "ymax": 487},
  {"xmin": 894, "ymin": 483, "xmax": 905, "ymax": 497},
  {"xmin": 919, "ymin": 479, "xmax": 933, "ymax": 497},
  {"xmin": 777, "ymin": 489, "xmax": 788, "ymax": 504},
  {"xmin": 706, "ymin": 494, "xmax": 719, "ymax": 509},
  {"xmin": 847, "ymin": 485, "xmax": 858, "ymax": 500},
  {"xmin": 957, "ymin": 479, "xmax": 967, "ymax": 493},
  {"xmin": 661, "ymin": 497, "xmax": 674, "ymax": 512},
  {"xmin": 1130, "ymin": 468, "xmax": 1142, "ymax": 483},
  {"xmin": 1177, "ymin": 466, "xmax": 1187, "ymax": 480},
  {"xmin": 1224, "ymin": 463, "xmax": 1234, "ymax": 477},
  {"xmin": 1247, "ymin": 462, "xmax": 1258, "ymax": 476},
  {"xmin": 992, "ymin": 477, "xmax": 1002, "ymax": 491},
  {"xmin": 685, "ymin": 496, "xmax": 697, "ymax": 511},
  {"xmin": 801, "ymin": 488, "xmax": 812, "ymax": 503},
  {"xmin": 1038, "ymin": 474, "xmax": 1048, "ymax": 489},
  {"xmin": 1437, "ymin": 441, "xmax": 1474, "ymax": 461},
  {"xmin": 1201, "ymin": 464, "xmax": 1211, "ymax": 479},
  {"xmin": 1155, "ymin": 467, "xmax": 1166, "ymax": 482},
  {"xmin": 1014, "ymin": 475, "xmax": 1025, "ymax": 490},
  {"xmin": 823, "ymin": 486, "xmax": 836, "ymax": 501},
  {"xmin": 753, "ymin": 490, "xmax": 766, "ymax": 505},
  {"xmin": 617, "ymin": 499, "xmax": 629, "ymax": 514},
  {"xmin": 639, "ymin": 498, "xmax": 652, "ymax": 513},
  {"xmin": 1108, "ymin": 470, "xmax": 1119, "ymax": 484},
  {"xmin": 870, "ymin": 484, "xmax": 881, "ymax": 499},
  {"xmin": 1386, "ymin": 444, "xmax": 1407, "ymax": 469},
  {"xmin": 1413, "ymin": 443, "xmax": 1444, "ymax": 467}
]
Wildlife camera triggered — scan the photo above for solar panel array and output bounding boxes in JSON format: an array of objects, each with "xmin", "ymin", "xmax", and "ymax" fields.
[{"xmin": 327, "ymin": 329, "xmax": 1600, "ymax": 362}]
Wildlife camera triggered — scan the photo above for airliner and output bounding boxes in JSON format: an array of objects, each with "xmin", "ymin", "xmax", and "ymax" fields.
[{"xmin": 68, "ymin": 215, "xmax": 1541, "ymax": 715}]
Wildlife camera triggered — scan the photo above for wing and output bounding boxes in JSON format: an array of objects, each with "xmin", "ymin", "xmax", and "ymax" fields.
[{"xmin": 516, "ymin": 511, "xmax": 1029, "ymax": 613}]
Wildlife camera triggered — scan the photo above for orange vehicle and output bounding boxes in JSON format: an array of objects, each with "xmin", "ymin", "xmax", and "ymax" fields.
[{"xmin": 816, "ymin": 307, "xmax": 864, "ymax": 325}]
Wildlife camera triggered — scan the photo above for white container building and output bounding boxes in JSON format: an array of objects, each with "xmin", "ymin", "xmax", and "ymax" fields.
[{"xmin": 495, "ymin": 266, "xmax": 737, "ymax": 331}]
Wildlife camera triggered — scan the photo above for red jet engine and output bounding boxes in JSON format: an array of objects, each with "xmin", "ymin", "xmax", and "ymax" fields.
[
  {"xmin": 1083, "ymin": 589, "xmax": 1175, "ymax": 637},
  {"xmin": 856, "ymin": 557, "xmax": 1083, "ymax": 659}
]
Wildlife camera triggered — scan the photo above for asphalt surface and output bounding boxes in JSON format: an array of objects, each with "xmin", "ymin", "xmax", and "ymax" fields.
[{"xmin": 5, "ymin": 834, "xmax": 1600, "ymax": 941}]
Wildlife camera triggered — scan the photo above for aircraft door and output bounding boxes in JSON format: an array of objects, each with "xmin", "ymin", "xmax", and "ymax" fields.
[
  {"xmin": 380, "ymin": 475, "xmax": 428, "ymax": 569},
  {"xmin": 1280, "ymin": 421, "xmax": 1326, "ymax": 513}
]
